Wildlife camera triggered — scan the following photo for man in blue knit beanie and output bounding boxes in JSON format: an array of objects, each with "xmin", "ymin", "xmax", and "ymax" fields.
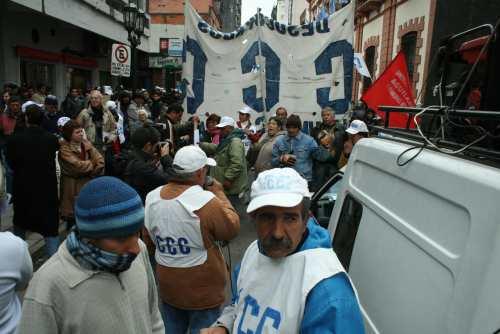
[{"xmin": 18, "ymin": 176, "xmax": 165, "ymax": 334}]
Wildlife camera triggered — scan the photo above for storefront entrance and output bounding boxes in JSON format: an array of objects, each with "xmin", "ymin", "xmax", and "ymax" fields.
[{"xmin": 20, "ymin": 60, "xmax": 55, "ymax": 90}]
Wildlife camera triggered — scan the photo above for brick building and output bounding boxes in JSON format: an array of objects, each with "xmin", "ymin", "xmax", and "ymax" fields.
[
  {"xmin": 219, "ymin": 0, "xmax": 241, "ymax": 32},
  {"xmin": 148, "ymin": 0, "xmax": 222, "ymax": 88},
  {"xmin": 352, "ymin": 0, "xmax": 436, "ymax": 103},
  {"xmin": 149, "ymin": 0, "xmax": 222, "ymax": 28}
]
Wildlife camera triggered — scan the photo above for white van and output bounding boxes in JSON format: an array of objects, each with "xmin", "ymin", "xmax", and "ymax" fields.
[{"xmin": 312, "ymin": 136, "xmax": 500, "ymax": 334}]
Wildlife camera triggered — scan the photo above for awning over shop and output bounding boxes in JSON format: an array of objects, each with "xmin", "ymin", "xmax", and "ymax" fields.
[
  {"xmin": 149, "ymin": 55, "xmax": 182, "ymax": 71},
  {"xmin": 16, "ymin": 46, "xmax": 98, "ymax": 68}
]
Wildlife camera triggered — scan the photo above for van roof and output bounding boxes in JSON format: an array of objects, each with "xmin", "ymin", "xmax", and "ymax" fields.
[{"xmin": 372, "ymin": 106, "xmax": 500, "ymax": 169}]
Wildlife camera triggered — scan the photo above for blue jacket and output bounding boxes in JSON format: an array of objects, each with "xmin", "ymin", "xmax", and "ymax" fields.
[
  {"xmin": 232, "ymin": 219, "xmax": 365, "ymax": 334},
  {"xmin": 271, "ymin": 132, "xmax": 329, "ymax": 181}
]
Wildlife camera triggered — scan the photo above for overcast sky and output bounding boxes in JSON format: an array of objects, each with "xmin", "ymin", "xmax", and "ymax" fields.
[{"xmin": 241, "ymin": 0, "xmax": 275, "ymax": 24}]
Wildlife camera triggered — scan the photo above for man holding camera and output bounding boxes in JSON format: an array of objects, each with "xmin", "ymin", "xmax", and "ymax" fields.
[
  {"xmin": 122, "ymin": 126, "xmax": 171, "ymax": 203},
  {"xmin": 144, "ymin": 145, "xmax": 240, "ymax": 334},
  {"xmin": 272, "ymin": 114, "xmax": 329, "ymax": 190}
]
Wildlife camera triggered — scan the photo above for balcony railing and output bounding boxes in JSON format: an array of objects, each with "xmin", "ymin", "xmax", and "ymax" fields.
[{"xmin": 356, "ymin": 0, "xmax": 383, "ymax": 14}]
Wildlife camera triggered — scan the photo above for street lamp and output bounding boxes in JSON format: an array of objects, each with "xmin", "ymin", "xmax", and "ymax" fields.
[{"xmin": 123, "ymin": 2, "xmax": 146, "ymax": 89}]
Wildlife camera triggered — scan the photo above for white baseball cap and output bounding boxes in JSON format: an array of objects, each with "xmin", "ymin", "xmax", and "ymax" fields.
[
  {"xmin": 238, "ymin": 106, "xmax": 253, "ymax": 114},
  {"xmin": 216, "ymin": 116, "xmax": 236, "ymax": 128},
  {"xmin": 346, "ymin": 120, "xmax": 369, "ymax": 135},
  {"xmin": 172, "ymin": 145, "xmax": 216, "ymax": 174},
  {"xmin": 247, "ymin": 168, "xmax": 312, "ymax": 213},
  {"xmin": 105, "ymin": 100, "xmax": 117, "ymax": 111},
  {"xmin": 57, "ymin": 117, "xmax": 71, "ymax": 127},
  {"xmin": 21, "ymin": 101, "xmax": 43, "ymax": 113}
]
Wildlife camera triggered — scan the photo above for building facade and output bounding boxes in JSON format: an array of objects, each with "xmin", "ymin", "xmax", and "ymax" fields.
[
  {"xmin": 148, "ymin": 0, "xmax": 223, "ymax": 88},
  {"xmin": 275, "ymin": 0, "xmax": 309, "ymax": 25},
  {"xmin": 220, "ymin": 0, "xmax": 241, "ymax": 31},
  {"xmin": 0, "ymin": 0, "xmax": 152, "ymax": 99},
  {"xmin": 352, "ymin": 0, "xmax": 436, "ymax": 103},
  {"xmin": 307, "ymin": 0, "xmax": 346, "ymax": 23},
  {"xmin": 305, "ymin": 0, "xmax": 500, "ymax": 106}
]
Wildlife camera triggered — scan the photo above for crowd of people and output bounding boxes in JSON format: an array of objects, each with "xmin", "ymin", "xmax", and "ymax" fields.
[{"xmin": 0, "ymin": 80, "xmax": 373, "ymax": 334}]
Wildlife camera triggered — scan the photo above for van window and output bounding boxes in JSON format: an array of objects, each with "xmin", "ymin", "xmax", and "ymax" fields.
[{"xmin": 332, "ymin": 195, "xmax": 363, "ymax": 271}]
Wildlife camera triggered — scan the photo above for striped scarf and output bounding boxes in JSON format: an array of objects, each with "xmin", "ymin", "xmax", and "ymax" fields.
[{"xmin": 66, "ymin": 229, "xmax": 137, "ymax": 274}]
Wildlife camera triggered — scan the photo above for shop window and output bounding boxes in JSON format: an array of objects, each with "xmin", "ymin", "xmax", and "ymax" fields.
[
  {"xmin": 332, "ymin": 194, "xmax": 363, "ymax": 271},
  {"xmin": 401, "ymin": 31, "xmax": 417, "ymax": 82},
  {"xmin": 106, "ymin": 0, "xmax": 124, "ymax": 12},
  {"xmin": 21, "ymin": 60, "xmax": 54, "ymax": 89},
  {"xmin": 70, "ymin": 68, "xmax": 92, "ymax": 92},
  {"xmin": 363, "ymin": 46, "xmax": 375, "ymax": 91}
]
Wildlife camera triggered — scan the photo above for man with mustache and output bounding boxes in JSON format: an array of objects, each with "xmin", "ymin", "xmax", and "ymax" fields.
[{"xmin": 201, "ymin": 168, "xmax": 365, "ymax": 334}]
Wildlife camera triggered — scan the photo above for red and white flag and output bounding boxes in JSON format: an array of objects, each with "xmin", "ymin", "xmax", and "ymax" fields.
[{"xmin": 361, "ymin": 52, "xmax": 416, "ymax": 128}]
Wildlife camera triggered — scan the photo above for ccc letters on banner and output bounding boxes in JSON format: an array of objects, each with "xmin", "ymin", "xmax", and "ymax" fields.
[{"xmin": 183, "ymin": 37, "xmax": 353, "ymax": 117}]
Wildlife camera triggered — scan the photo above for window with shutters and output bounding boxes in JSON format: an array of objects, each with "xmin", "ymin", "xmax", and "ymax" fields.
[
  {"xmin": 363, "ymin": 46, "xmax": 376, "ymax": 91},
  {"xmin": 401, "ymin": 31, "xmax": 418, "ymax": 83}
]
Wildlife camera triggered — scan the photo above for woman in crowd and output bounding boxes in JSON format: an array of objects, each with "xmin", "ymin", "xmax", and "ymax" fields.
[
  {"xmin": 203, "ymin": 113, "xmax": 221, "ymax": 144},
  {"xmin": 252, "ymin": 116, "xmax": 286, "ymax": 174},
  {"xmin": 58, "ymin": 120, "xmax": 104, "ymax": 229}
]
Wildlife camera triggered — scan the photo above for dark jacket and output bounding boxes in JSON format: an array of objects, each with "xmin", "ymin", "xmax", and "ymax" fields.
[
  {"xmin": 41, "ymin": 111, "xmax": 64, "ymax": 135},
  {"xmin": 148, "ymin": 100, "xmax": 166, "ymax": 121},
  {"xmin": 6, "ymin": 126, "xmax": 60, "ymax": 236},
  {"xmin": 61, "ymin": 96, "xmax": 84, "ymax": 119},
  {"xmin": 158, "ymin": 114, "xmax": 194, "ymax": 151},
  {"xmin": 123, "ymin": 149, "xmax": 172, "ymax": 202}
]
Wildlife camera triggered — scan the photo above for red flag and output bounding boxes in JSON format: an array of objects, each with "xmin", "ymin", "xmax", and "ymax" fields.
[{"xmin": 361, "ymin": 52, "xmax": 416, "ymax": 128}]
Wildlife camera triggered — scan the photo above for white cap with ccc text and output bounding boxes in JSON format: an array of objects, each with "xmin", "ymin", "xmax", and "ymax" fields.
[{"xmin": 247, "ymin": 168, "xmax": 311, "ymax": 213}]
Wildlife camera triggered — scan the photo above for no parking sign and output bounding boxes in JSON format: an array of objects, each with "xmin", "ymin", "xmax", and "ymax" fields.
[{"xmin": 111, "ymin": 44, "xmax": 131, "ymax": 77}]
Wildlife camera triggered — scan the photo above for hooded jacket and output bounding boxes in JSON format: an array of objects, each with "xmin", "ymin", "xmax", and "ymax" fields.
[{"xmin": 199, "ymin": 129, "xmax": 248, "ymax": 196}]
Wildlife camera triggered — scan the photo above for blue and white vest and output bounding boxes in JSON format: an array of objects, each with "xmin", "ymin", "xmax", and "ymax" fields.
[{"xmin": 232, "ymin": 240, "xmax": 350, "ymax": 333}]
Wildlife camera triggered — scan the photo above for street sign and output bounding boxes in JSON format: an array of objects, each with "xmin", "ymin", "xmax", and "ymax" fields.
[
  {"xmin": 149, "ymin": 55, "xmax": 181, "ymax": 69},
  {"xmin": 168, "ymin": 39, "xmax": 183, "ymax": 57},
  {"xmin": 111, "ymin": 43, "xmax": 131, "ymax": 77}
]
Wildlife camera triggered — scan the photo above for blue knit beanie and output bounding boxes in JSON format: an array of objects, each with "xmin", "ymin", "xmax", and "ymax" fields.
[{"xmin": 75, "ymin": 176, "xmax": 144, "ymax": 239}]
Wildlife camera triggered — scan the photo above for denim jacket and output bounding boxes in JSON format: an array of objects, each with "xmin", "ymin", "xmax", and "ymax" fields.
[{"xmin": 271, "ymin": 132, "xmax": 329, "ymax": 181}]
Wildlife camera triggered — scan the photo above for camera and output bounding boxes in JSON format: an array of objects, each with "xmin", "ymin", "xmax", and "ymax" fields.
[{"xmin": 204, "ymin": 176, "xmax": 214, "ymax": 189}]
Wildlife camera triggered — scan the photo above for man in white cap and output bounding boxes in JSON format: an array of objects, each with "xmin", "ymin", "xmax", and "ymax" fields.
[
  {"xmin": 340, "ymin": 120, "xmax": 370, "ymax": 168},
  {"xmin": 236, "ymin": 106, "xmax": 261, "ymax": 149},
  {"xmin": 199, "ymin": 116, "xmax": 248, "ymax": 209},
  {"xmin": 201, "ymin": 168, "xmax": 365, "ymax": 334},
  {"xmin": 145, "ymin": 145, "xmax": 240, "ymax": 334},
  {"xmin": 346, "ymin": 119, "xmax": 369, "ymax": 143}
]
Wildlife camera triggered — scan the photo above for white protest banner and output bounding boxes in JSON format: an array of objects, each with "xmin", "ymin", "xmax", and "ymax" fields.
[
  {"xmin": 111, "ymin": 43, "xmax": 131, "ymax": 77},
  {"xmin": 182, "ymin": 2, "xmax": 354, "ymax": 132},
  {"xmin": 354, "ymin": 53, "xmax": 371, "ymax": 78}
]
